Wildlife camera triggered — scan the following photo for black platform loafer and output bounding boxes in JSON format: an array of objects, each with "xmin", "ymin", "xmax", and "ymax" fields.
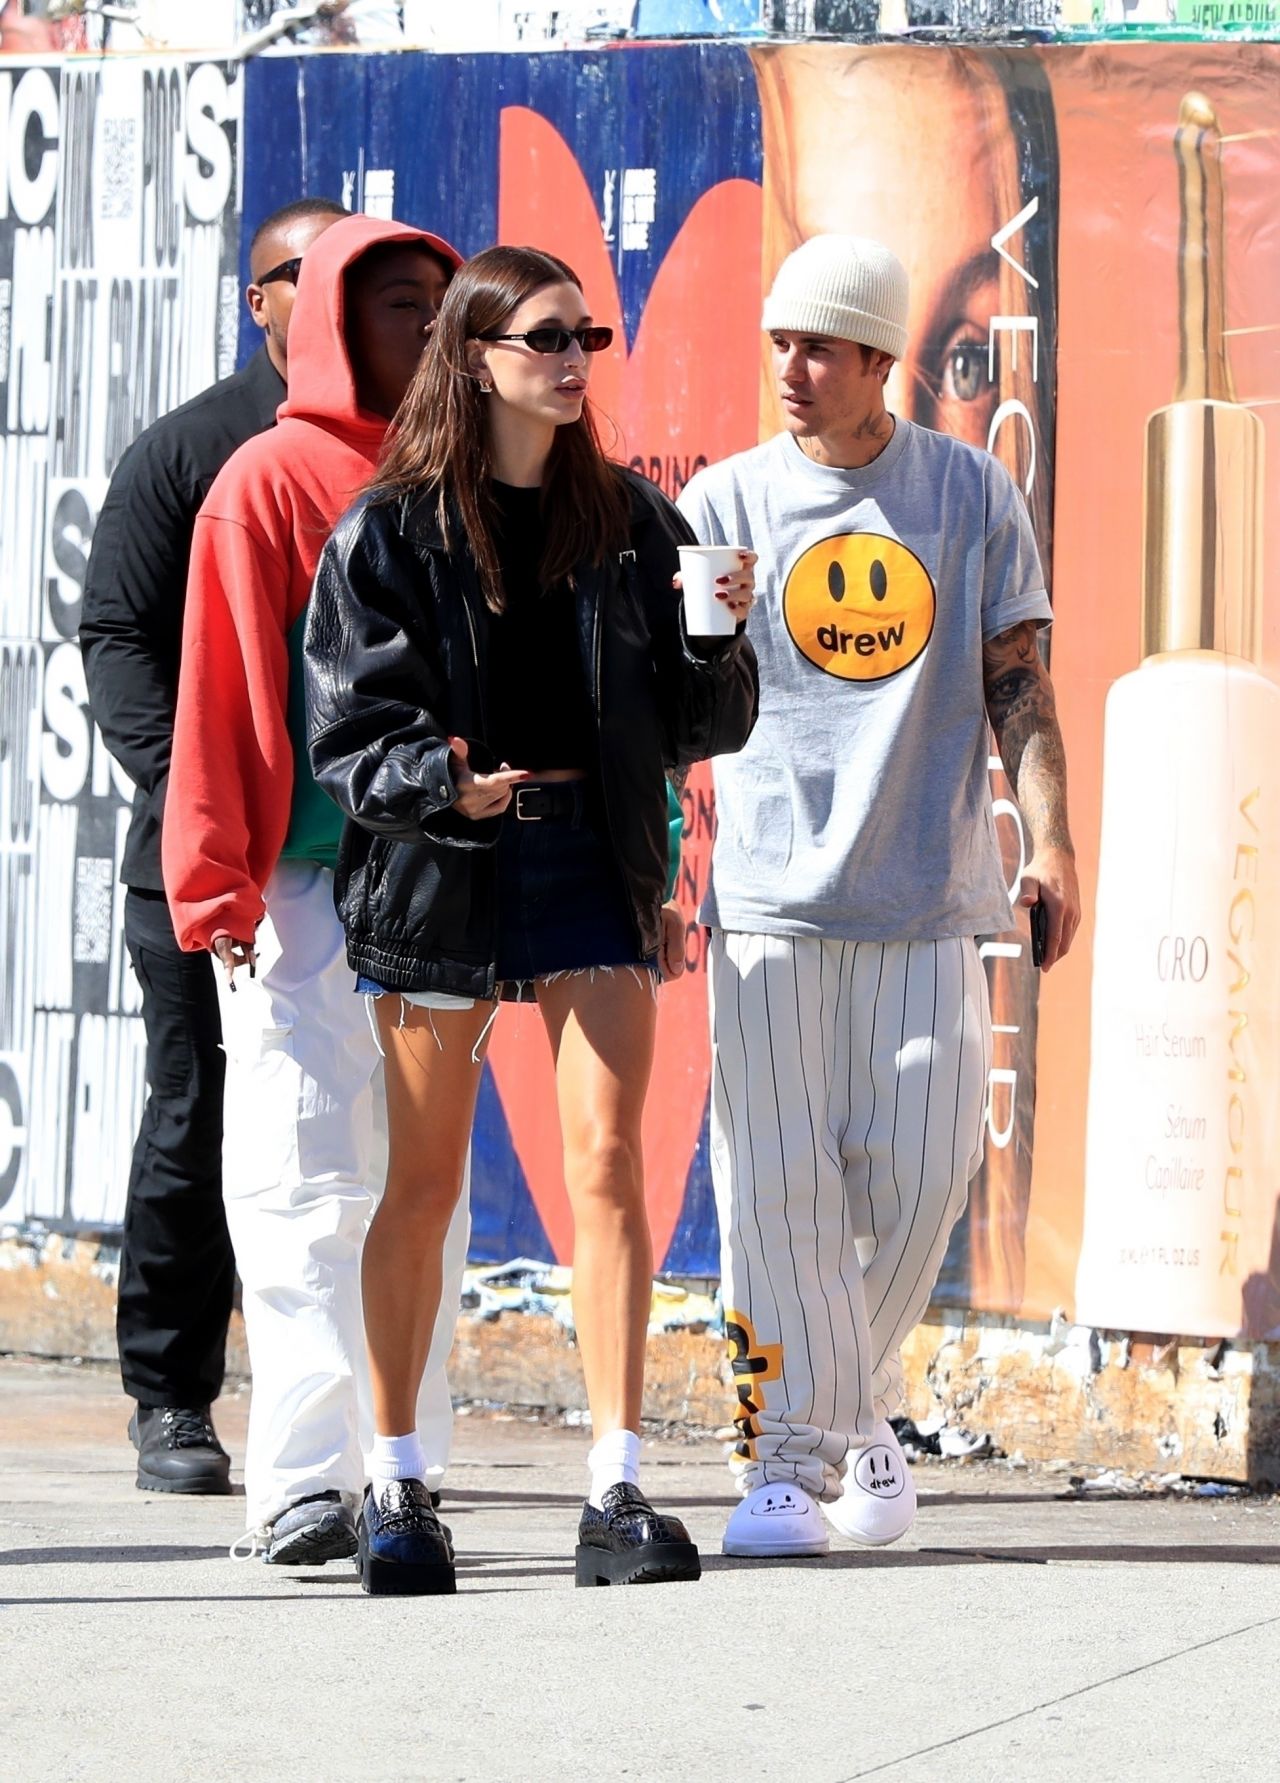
[
  {"xmin": 575, "ymin": 1482, "xmax": 702, "ymax": 1587},
  {"xmin": 358, "ymin": 1480, "xmax": 456, "ymax": 1597},
  {"xmin": 128, "ymin": 1405, "xmax": 232, "ymax": 1495}
]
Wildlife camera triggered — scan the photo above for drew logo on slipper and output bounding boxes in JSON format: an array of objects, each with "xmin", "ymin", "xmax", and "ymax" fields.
[
  {"xmin": 750, "ymin": 1488, "xmax": 808, "ymax": 1518},
  {"xmin": 853, "ymin": 1447, "xmax": 904, "ymax": 1497}
]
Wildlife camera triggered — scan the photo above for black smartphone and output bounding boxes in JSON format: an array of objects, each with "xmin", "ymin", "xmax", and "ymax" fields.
[{"xmin": 1030, "ymin": 897, "xmax": 1049, "ymax": 970}]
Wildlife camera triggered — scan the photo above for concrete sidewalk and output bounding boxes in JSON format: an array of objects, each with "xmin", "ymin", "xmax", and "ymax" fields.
[{"xmin": 2, "ymin": 1356, "xmax": 1278, "ymax": 1782}]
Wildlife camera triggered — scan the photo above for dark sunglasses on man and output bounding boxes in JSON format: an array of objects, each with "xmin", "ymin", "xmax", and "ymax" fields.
[
  {"xmin": 257, "ymin": 255, "xmax": 303, "ymax": 288},
  {"xmin": 479, "ymin": 326, "xmax": 614, "ymax": 355}
]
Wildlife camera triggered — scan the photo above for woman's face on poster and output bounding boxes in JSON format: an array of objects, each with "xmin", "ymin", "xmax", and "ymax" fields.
[{"xmin": 761, "ymin": 53, "xmax": 1008, "ymax": 449}]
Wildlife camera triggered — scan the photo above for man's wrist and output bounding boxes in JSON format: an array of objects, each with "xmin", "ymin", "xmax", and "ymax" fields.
[{"xmin": 1030, "ymin": 834, "xmax": 1075, "ymax": 863}]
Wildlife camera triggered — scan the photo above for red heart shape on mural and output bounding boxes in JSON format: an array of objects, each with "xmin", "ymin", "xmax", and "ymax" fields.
[
  {"xmin": 489, "ymin": 765, "xmax": 716, "ymax": 1269},
  {"xmin": 485, "ymin": 107, "xmax": 761, "ymax": 1266}
]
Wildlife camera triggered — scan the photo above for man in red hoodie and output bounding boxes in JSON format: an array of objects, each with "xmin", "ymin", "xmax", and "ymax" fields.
[{"xmin": 164, "ymin": 215, "xmax": 466, "ymax": 1562}]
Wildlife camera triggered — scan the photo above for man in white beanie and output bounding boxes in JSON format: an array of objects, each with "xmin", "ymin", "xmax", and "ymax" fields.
[{"xmin": 677, "ymin": 234, "xmax": 1079, "ymax": 1558}]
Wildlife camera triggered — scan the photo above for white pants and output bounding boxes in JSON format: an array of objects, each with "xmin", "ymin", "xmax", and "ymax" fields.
[
  {"xmin": 217, "ymin": 862, "xmax": 470, "ymax": 1530},
  {"xmin": 709, "ymin": 932, "xmax": 991, "ymax": 1502}
]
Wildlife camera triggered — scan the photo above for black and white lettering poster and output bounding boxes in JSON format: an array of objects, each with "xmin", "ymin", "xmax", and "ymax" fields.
[{"xmin": 0, "ymin": 57, "xmax": 241, "ymax": 1227}]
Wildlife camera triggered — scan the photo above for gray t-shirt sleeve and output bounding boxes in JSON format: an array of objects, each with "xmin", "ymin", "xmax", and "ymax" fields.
[
  {"xmin": 676, "ymin": 472, "xmax": 728, "ymax": 546},
  {"xmin": 980, "ymin": 459, "xmax": 1052, "ymax": 640}
]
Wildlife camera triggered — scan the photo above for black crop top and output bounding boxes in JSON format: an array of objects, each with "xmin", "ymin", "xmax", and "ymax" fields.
[{"xmin": 486, "ymin": 482, "xmax": 596, "ymax": 771}]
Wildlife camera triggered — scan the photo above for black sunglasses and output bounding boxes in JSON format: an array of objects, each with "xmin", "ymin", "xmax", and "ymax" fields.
[
  {"xmin": 257, "ymin": 255, "xmax": 303, "ymax": 288},
  {"xmin": 479, "ymin": 326, "xmax": 613, "ymax": 355}
]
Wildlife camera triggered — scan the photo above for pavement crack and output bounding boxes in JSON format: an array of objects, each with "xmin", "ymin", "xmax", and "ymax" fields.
[{"xmin": 836, "ymin": 1612, "xmax": 1280, "ymax": 1780}]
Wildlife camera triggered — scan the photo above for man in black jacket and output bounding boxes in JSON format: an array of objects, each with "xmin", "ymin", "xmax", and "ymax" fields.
[{"xmin": 79, "ymin": 196, "xmax": 346, "ymax": 1493}]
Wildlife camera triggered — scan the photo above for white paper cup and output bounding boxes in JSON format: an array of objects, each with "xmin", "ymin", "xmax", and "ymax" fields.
[{"xmin": 678, "ymin": 545, "xmax": 742, "ymax": 638}]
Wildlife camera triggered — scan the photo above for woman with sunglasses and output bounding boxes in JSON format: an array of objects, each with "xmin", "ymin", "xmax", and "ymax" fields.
[{"xmin": 304, "ymin": 245, "xmax": 758, "ymax": 1595}]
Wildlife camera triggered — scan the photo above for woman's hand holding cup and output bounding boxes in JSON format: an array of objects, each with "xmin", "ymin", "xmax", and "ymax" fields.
[{"xmin": 674, "ymin": 547, "xmax": 757, "ymax": 636}]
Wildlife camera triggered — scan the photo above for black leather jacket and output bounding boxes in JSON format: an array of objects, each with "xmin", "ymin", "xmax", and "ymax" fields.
[{"xmin": 304, "ymin": 469, "xmax": 758, "ymax": 999}]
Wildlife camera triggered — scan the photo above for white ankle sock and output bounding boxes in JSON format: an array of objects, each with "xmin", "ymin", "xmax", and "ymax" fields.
[
  {"xmin": 588, "ymin": 1428, "xmax": 641, "ymax": 1510},
  {"xmin": 369, "ymin": 1431, "xmax": 427, "ymax": 1501}
]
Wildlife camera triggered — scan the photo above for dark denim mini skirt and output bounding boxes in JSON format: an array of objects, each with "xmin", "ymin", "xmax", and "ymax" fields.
[
  {"xmin": 494, "ymin": 780, "xmax": 655, "ymax": 986},
  {"xmin": 357, "ymin": 780, "xmax": 655, "ymax": 1001}
]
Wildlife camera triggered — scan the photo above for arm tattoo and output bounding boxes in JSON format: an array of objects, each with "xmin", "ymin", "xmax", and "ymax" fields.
[{"xmin": 982, "ymin": 620, "xmax": 1074, "ymax": 856}]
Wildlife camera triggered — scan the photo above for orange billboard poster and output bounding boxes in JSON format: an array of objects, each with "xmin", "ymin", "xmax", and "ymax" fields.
[
  {"xmin": 1046, "ymin": 49, "xmax": 1280, "ymax": 1338},
  {"xmin": 745, "ymin": 42, "xmax": 1280, "ymax": 1336}
]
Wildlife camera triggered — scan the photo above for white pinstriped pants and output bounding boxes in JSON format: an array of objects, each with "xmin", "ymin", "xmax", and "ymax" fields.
[{"xmin": 709, "ymin": 931, "xmax": 991, "ymax": 1502}]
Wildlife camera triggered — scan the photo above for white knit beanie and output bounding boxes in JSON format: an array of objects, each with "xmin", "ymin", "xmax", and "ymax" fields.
[{"xmin": 761, "ymin": 234, "xmax": 909, "ymax": 361}]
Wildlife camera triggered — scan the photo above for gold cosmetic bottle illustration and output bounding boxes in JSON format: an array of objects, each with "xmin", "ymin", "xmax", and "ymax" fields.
[{"xmin": 1076, "ymin": 94, "xmax": 1280, "ymax": 1337}]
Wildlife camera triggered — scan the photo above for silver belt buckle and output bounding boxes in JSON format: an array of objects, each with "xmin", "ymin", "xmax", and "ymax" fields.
[{"xmin": 514, "ymin": 787, "xmax": 541, "ymax": 822}]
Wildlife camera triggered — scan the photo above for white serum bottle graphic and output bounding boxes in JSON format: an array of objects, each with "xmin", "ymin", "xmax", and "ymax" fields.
[{"xmin": 1076, "ymin": 93, "xmax": 1280, "ymax": 1337}]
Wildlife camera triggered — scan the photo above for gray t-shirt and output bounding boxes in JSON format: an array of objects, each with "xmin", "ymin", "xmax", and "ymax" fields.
[{"xmin": 677, "ymin": 421, "xmax": 1052, "ymax": 941}]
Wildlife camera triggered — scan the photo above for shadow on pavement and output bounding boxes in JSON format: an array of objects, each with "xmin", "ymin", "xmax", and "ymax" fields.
[
  {"xmin": 0, "ymin": 1545, "xmax": 234, "ymax": 1566},
  {"xmin": 1, "ymin": 1594, "xmax": 346, "ymax": 1608},
  {"xmin": 9, "ymin": 1532, "xmax": 1276, "ymax": 1600},
  {"xmin": 917, "ymin": 1490, "xmax": 1129, "ymax": 1507},
  {"xmin": 706, "ymin": 1544, "xmax": 1280, "ymax": 1572}
]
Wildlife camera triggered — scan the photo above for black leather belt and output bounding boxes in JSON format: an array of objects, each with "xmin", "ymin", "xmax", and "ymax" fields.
[{"xmin": 513, "ymin": 783, "xmax": 585, "ymax": 822}]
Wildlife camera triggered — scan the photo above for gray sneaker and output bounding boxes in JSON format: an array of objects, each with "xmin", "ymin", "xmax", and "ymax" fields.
[{"xmin": 263, "ymin": 1491, "xmax": 358, "ymax": 1566}]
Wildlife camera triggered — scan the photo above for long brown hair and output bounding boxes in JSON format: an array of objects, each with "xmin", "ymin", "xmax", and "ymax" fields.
[{"xmin": 369, "ymin": 245, "xmax": 630, "ymax": 612}]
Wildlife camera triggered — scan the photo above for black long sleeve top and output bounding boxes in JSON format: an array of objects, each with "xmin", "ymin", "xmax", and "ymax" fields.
[{"xmin": 79, "ymin": 345, "xmax": 285, "ymax": 890}]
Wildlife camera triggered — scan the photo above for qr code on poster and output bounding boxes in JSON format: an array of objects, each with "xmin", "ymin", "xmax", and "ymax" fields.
[
  {"xmin": 74, "ymin": 857, "xmax": 113, "ymax": 963},
  {"xmin": 217, "ymin": 275, "xmax": 240, "ymax": 380},
  {"xmin": 101, "ymin": 118, "xmax": 138, "ymax": 222}
]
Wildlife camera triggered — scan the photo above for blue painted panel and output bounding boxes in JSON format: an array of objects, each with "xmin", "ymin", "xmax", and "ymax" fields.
[
  {"xmin": 663, "ymin": 1091, "xmax": 719, "ymax": 1277},
  {"xmin": 467, "ymin": 1064, "xmax": 555, "ymax": 1265},
  {"xmin": 239, "ymin": 43, "xmax": 761, "ymax": 1274},
  {"xmin": 240, "ymin": 43, "xmax": 761, "ymax": 357}
]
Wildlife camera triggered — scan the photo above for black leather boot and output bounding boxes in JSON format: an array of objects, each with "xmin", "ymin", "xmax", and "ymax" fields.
[
  {"xmin": 575, "ymin": 1483, "xmax": 701, "ymax": 1586},
  {"xmin": 128, "ymin": 1405, "xmax": 232, "ymax": 1495}
]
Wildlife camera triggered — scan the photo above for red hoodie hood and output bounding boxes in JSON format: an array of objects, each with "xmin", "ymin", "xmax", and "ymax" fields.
[
  {"xmin": 277, "ymin": 212, "xmax": 462, "ymax": 444},
  {"xmin": 163, "ymin": 212, "xmax": 462, "ymax": 954}
]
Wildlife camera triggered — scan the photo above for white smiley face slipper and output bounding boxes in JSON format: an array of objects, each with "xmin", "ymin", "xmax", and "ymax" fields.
[
  {"xmin": 822, "ymin": 1419, "xmax": 918, "ymax": 1547},
  {"xmin": 722, "ymin": 1481, "xmax": 830, "ymax": 1558}
]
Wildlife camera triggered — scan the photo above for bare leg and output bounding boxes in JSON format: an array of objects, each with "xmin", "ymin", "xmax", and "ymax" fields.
[
  {"xmin": 364, "ymin": 1000, "xmax": 493, "ymax": 1438},
  {"xmin": 536, "ymin": 971, "xmax": 658, "ymax": 1437}
]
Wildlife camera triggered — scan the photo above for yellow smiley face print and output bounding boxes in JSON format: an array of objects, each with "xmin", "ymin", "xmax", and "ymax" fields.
[{"xmin": 782, "ymin": 532, "xmax": 936, "ymax": 682}]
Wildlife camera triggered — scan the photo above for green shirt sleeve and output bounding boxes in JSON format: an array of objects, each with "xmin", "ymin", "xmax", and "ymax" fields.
[{"xmin": 665, "ymin": 779, "xmax": 684, "ymax": 901}]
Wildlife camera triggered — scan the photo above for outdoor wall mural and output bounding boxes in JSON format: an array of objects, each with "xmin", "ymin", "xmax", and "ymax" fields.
[
  {"xmin": 0, "ymin": 54, "xmax": 241, "ymax": 1224},
  {"xmin": 1, "ymin": 40, "xmax": 1277, "ymax": 1338},
  {"xmin": 239, "ymin": 43, "xmax": 764, "ymax": 1273}
]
